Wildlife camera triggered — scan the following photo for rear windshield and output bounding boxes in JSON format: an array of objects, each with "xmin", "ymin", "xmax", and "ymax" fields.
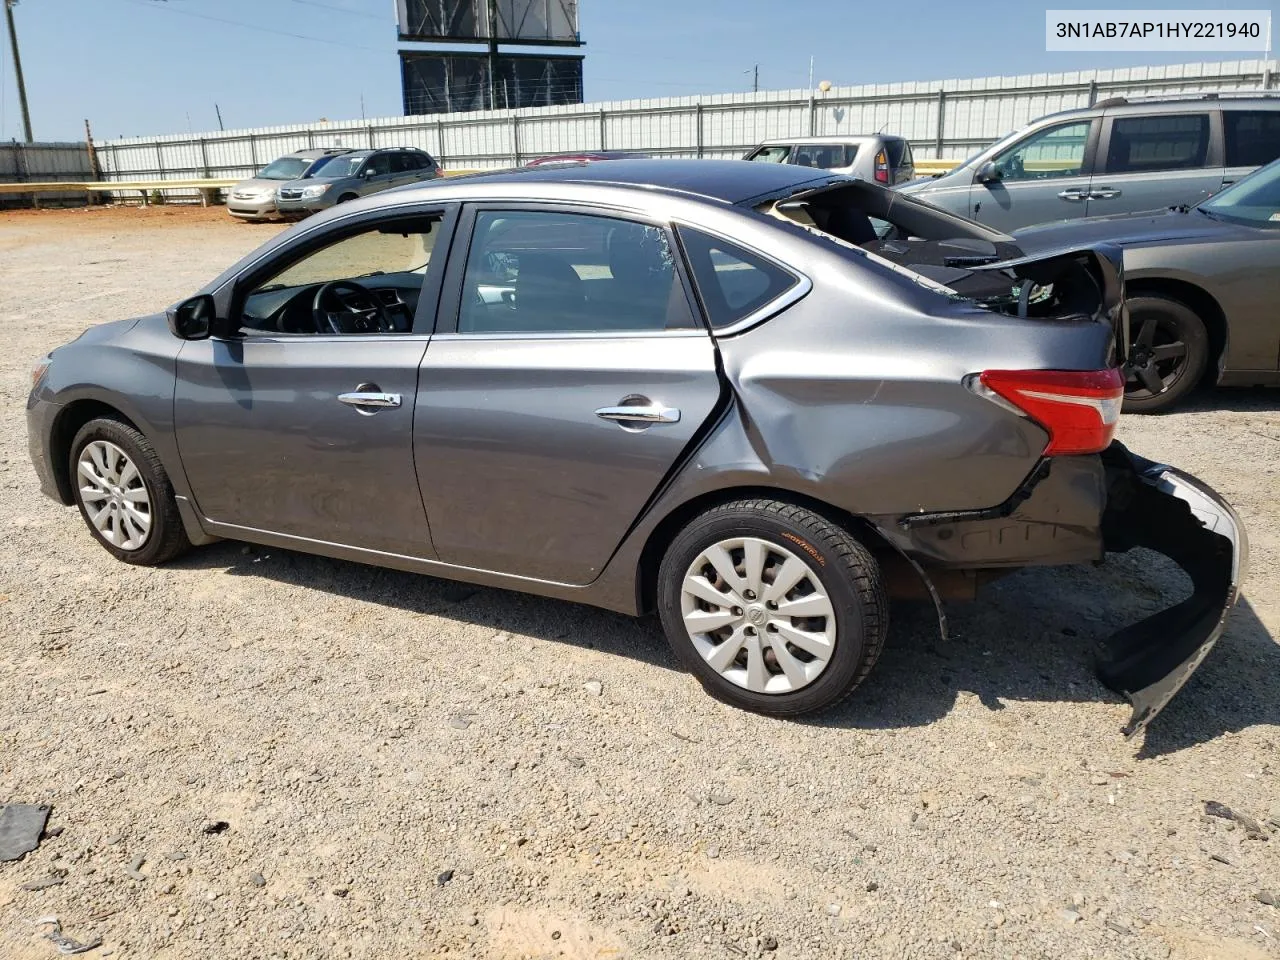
[{"xmin": 884, "ymin": 139, "xmax": 913, "ymax": 169}]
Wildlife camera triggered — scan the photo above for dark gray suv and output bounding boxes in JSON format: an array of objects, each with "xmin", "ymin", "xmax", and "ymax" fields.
[
  {"xmin": 26, "ymin": 160, "xmax": 1245, "ymax": 737},
  {"xmin": 902, "ymin": 94, "xmax": 1280, "ymax": 231}
]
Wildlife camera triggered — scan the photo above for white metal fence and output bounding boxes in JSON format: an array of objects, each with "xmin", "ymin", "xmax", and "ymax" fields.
[
  {"xmin": 1, "ymin": 140, "xmax": 96, "ymax": 206},
  {"xmin": 96, "ymin": 58, "xmax": 1277, "ymax": 183}
]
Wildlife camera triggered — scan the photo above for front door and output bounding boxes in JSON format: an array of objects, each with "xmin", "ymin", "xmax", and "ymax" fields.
[
  {"xmin": 174, "ymin": 208, "xmax": 453, "ymax": 557},
  {"xmin": 971, "ymin": 119, "xmax": 1097, "ymax": 231},
  {"xmin": 414, "ymin": 206, "xmax": 724, "ymax": 585}
]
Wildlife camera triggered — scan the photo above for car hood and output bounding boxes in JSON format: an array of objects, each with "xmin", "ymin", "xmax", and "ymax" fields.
[
  {"xmin": 231, "ymin": 177, "xmax": 285, "ymax": 193},
  {"xmin": 1013, "ymin": 209, "xmax": 1245, "ymax": 251}
]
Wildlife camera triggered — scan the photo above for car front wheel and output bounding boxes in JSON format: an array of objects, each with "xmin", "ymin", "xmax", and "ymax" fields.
[
  {"xmin": 69, "ymin": 417, "xmax": 191, "ymax": 566},
  {"xmin": 657, "ymin": 499, "xmax": 888, "ymax": 716}
]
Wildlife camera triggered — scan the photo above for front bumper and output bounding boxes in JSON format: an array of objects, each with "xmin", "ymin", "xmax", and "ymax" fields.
[
  {"xmin": 275, "ymin": 193, "xmax": 334, "ymax": 215},
  {"xmin": 227, "ymin": 197, "xmax": 278, "ymax": 220},
  {"xmin": 26, "ymin": 395, "xmax": 64, "ymax": 503},
  {"xmin": 1097, "ymin": 444, "xmax": 1247, "ymax": 737}
]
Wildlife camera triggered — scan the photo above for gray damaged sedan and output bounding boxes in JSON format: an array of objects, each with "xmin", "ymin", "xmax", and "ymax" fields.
[{"xmin": 26, "ymin": 160, "xmax": 1246, "ymax": 736}]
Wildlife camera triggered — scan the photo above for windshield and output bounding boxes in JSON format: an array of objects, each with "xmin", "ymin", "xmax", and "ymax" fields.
[
  {"xmin": 255, "ymin": 157, "xmax": 311, "ymax": 181},
  {"xmin": 950, "ymin": 124, "xmax": 1032, "ymax": 174},
  {"xmin": 313, "ymin": 155, "xmax": 367, "ymax": 179},
  {"xmin": 1200, "ymin": 158, "xmax": 1280, "ymax": 225}
]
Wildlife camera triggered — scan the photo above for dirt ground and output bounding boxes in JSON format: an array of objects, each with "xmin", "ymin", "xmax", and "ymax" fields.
[{"xmin": 1, "ymin": 206, "xmax": 1278, "ymax": 960}]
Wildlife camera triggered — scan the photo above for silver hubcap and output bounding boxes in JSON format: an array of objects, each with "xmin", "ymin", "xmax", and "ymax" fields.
[
  {"xmin": 77, "ymin": 440, "xmax": 152, "ymax": 551},
  {"xmin": 680, "ymin": 536, "xmax": 836, "ymax": 694}
]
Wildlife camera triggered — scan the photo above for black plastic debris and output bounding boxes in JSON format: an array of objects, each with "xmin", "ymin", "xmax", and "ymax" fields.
[
  {"xmin": 0, "ymin": 804, "xmax": 51, "ymax": 862},
  {"xmin": 201, "ymin": 821, "xmax": 230, "ymax": 835}
]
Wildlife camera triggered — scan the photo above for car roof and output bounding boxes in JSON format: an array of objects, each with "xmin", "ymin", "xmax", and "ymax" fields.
[
  {"xmin": 439, "ymin": 159, "xmax": 836, "ymax": 205},
  {"xmin": 1029, "ymin": 94, "xmax": 1280, "ymax": 125}
]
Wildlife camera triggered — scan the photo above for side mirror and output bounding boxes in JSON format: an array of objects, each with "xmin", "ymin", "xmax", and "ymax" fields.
[
  {"xmin": 976, "ymin": 160, "xmax": 1002, "ymax": 184},
  {"xmin": 362, "ymin": 167, "xmax": 377, "ymax": 178},
  {"xmin": 166, "ymin": 294, "xmax": 216, "ymax": 340}
]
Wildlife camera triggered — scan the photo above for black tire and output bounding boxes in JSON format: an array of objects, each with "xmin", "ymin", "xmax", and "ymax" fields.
[
  {"xmin": 69, "ymin": 417, "xmax": 191, "ymax": 566},
  {"xmin": 657, "ymin": 499, "xmax": 888, "ymax": 716},
  {"xmin": 1122, "ymin": 295, "xmax": 1209, "ymax": 414},
  {"xmin": 336, "ymin": 193, "xmax": 359, "ymax": 204}
]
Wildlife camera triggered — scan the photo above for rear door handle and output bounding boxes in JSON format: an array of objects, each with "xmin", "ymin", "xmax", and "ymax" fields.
[
  {"xmin": 1090, "ymin": 187, "xmax": 1122, "ymax": 199},
  {"xmin": 1058, "ymin": 189, "xmax": 1088, "ymax": 202},
  {"xmin": 595, "ymin": 403, "xmax": 681, "ymax": 425}
]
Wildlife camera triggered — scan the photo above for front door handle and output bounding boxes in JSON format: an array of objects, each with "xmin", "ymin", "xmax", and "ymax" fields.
[
  {"xmin": 1058, "ymin": 189, "xmax": 1088, "ymax": 202},
  {"xmin": 1090, "ymin": 187, "xmax": 1122, "ymax": 200},
  {"xmin": 338, "ymin": 390, "xmax": 402, "ymax": 414},
  {"xmin": 595, "ymin": 403, "xmax": 681, "ymax": 425}
]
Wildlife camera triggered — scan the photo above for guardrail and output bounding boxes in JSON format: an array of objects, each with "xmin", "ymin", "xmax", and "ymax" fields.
[{"xmin": 0, "ymin": 160, "xmax": 965, "ymax": 208}]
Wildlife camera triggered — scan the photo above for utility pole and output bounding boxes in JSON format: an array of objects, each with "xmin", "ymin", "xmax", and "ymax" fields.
[
  {"xmin": 486, "ymin": 0, "xmax": 499, "ymax": 109},
  {"xmin": 753, "ymin": 64, "xmax": 759, "ymax": 93},
  {"xmin": 4, "ymin": 0, "xmax": 33, "ymax": 142},
  {"xmin": 214, "ymin": 102, "xmax": 224, "ymax": 131}
]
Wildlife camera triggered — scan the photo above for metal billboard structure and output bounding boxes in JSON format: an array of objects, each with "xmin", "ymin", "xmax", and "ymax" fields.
[
  {"xmin": 396, "ymin": 0, "xmax": 584, "ymax": 114},
  {"xmin": 396, "ymin": 0, "xmax": 581, "ymax": 45},
  {"xmin": 401, "ymin": 51, "xmax": 584, "ymax": 113}
]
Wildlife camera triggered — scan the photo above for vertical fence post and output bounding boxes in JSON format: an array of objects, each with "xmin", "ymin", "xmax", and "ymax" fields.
[
  {"xmin": 511, "ymin": 113, "xmax": 521, "ymax": 166},
  {"xmin": 599, "ymin": 107, "xmax": 606, "ymax": 151},
  {"xmin": 248, "ymin": 134, "xmax": 259, "ymax": 168},
  {"xmin": 306, "ymin": 128, "xmax": 316, "ymax": 148},
  {"xmin": 808, "ymin": 95, "xmax": 816, "ymax": 136},
  {"xmin": 1087, "ymin": 79, "xmax": 1099, "ymax": 106},
  {"xmin": 695, "ymin": 103, "xmax": 704, "ymax": 159},
  {"xmin": 367, "ymin": 125, "xmax": 376, "ymax": 148},
  {"xmin": 436, "ymin": 117, "xmax": 446, "ymax": 167},
  {"xmin": 935, "ymin": 90, "xmax": 946, "ymax": 157},
  {"xmin": 198, "ymin": 138, "xmax": 210, "ymax": 178}
]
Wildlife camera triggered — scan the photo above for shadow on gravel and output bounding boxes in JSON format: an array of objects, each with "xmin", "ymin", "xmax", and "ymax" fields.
[
  {"xmin": 176, "ymin": 542, "xmax": 1277, "ymax": 757},
  {"xmin": 1176, "ymin": 385, "xmax": 1280, "ymax": 416},
  {"xmin": 171, "ymin": 541, "xmax": 681, "ymax": 673}
]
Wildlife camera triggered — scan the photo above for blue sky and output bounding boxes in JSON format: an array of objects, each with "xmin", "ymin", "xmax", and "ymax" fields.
[{"xmin": 1, "ymin": 0, "xmax": 1275, "ymax": 141}]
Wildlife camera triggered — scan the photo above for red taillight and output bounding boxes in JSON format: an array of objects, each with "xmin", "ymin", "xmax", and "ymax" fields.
[
  {"xmin": 874, "ymin": 149, "xmax": 889, "ymax": 183},
  {"xmin": 975, "ymin": 368, "xmax": 1124, "ymax": 456}
]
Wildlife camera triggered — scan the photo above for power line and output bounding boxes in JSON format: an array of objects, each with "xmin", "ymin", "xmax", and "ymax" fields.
[
  {"xmin": 119, "ymin": 0, "xmax": 384, "ymax": 52},
  {"xmin": 287, "ymin": 0, "xmax": 387, "ymax": 21}
]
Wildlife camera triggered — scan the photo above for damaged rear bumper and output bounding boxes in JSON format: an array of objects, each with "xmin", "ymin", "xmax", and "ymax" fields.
[
  {"xmin": 1098, "ymin": 443, "xmax": 1247, "ymax": 737},
  {"xmin": 874, "ymin": 441, "xmax": 1246, "ymax": 737}
]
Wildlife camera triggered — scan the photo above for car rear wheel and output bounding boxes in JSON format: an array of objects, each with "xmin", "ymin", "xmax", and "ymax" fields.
[
  {"xmin": 1122, "ymin": 295, "xmax": 1209, "ymax": 414},
  {"xmin": 69, "ymin": 417, "xmax": 191, "ymax": 566},
  {"xmin": 657, "ymin": 499, "xmax": 888, "ymax": 716}
]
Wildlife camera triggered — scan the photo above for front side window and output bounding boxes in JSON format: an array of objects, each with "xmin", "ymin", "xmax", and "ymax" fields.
[
  {"xmin": 457, "ymin": 210, "xmax": 693, "ymax": 335},
  {"xmin": 747, "ymin": 145, "xmax": 792, "ymax": 164},
  {"xmin": 1224, "ymin": 110, "xmax": 1280, "ymax": 168},
  {"xmin": 366, "ymin": 154, "xmax": 393, "ymax": 176},
  {"xmin": 678, "ymin": 228, "xmax": 798, "ymax": 329},
  {"xmin": 1104, "ymin": 114, "xmax": 1210, "ymax": 173},
  {"xmin": 991, "ymin": 120, "xmax": 1092, "ymax": 181},
  {"xmin": 241, "ymin": 217, "xmax": 440, "ymax": 335}
]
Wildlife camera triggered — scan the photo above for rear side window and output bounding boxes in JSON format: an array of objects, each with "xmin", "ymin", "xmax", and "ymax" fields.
[
  {"xmin": 792, "ymin": 144, "xmax": 849, "ymax": 169},
  {"xmin": 679, "ymin": 228, "xmax": 798, "ymax": 330},
  {"xmin": 1224, "ymin": 111, "xmax": 1280, "ymax": 167},
  {"xmin": 1105, "ymin": 114, "xmax": 1210, "ymax": 173}
]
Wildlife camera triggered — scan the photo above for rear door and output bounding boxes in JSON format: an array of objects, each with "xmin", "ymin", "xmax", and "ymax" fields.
[
  {"xmin": 1222, "ymin": 108, "xmax": 1280, "ymax": 189},
  {"xmin": 1090, "ymin": 112, "xmax": 1216, "ymax": 216},
  {"xmin": 414, "ymin": 204, "xmax": 723, "ymax": 585},
  {"xmin": 971, "ymin": 118, "xmax": 1099, "ymax": 231}
]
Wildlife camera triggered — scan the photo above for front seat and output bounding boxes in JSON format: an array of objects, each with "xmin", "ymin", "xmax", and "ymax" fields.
[{"xmin": 512, "ymin": 253, "xmax": 585, "ymax": 331}]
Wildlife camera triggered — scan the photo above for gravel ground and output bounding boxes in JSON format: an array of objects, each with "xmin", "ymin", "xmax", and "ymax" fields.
[{"xmin": 1, "ymin": 206, "xmax": 1278, "ymax": 960}]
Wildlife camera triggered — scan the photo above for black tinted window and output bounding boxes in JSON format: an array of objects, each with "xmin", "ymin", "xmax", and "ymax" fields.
[
  {"xmin": 679, "ymin": 228, "xmax": 798, "ymax": 329},
  {"xmin": 366, "ymin": 154, "xmax": 393, "ymax": 176},
  {"xmin": 884, "ymin": 139, "xmax": 910, "ymax": 168},
  {"xmin": 1224, "ymin": 111, "xmax": 1280, "ymax": 168},
  {"xmin": 1105, "ymin": 114, "xmax": 1210, "ymax": 173},
  {"xmin": 458, "ymin": 211, "xmax": 693, "ymax": 334}
]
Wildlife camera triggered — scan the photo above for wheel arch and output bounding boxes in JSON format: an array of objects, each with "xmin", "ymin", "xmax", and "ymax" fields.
[
  {"xmin": 48, "ymin": 399, "xmax": 142, "ymax": 505},
  {"xmin": 633, "ymin": 484, "xmax": 897, "ymax": 615},
  {"xmin": 1125, "ymin": 277, "xmax": 1228, "ymax": 385}
]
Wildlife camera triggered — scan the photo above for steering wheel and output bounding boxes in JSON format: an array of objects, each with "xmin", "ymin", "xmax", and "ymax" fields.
[{"xmin": 312, "ymin": 279, "xmax": 394, "ymax": 334}]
